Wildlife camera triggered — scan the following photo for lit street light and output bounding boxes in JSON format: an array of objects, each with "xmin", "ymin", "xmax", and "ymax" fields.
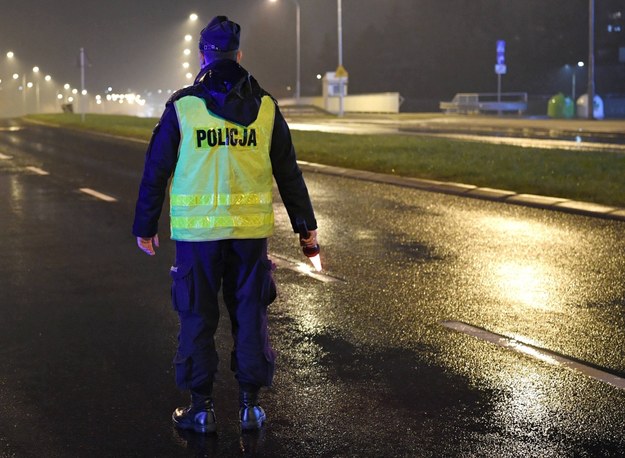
[
  {"xmin": 31, "ymin": 66, "xmax": 41, "ymax": 112},
  {"xmin": 182, "ymin": 13, "xmax": 203, "ymax": 86},
  {"xmin": 573, "ymin": 61, "xmax": 584, "ymax": 102}
]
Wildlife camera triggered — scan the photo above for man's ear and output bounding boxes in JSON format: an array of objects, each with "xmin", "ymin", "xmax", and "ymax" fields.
[{"xmin": 236, "ymin": 50, "xmax": 243, "ymax": 63}]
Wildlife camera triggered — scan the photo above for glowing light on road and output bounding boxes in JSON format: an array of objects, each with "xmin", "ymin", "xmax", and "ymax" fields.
[
  {"xmin": 26, "ymin": 166, "xmax": 49, "ymax": 176},
  {"xmin": 64, "ymin": 83, "xmax": 70, "ymax": 90},
  {"xmin": 57, "ymin": 94, "xmax": 63, "ymax": 100},
  {"xmin": 6, "ymin": 51, "xmax": 14, "ymax": 58},
  {"xmin": 182, "ymin": 62, "xmax": 190, "ymax": 69},
  {"xmin": 12, "ymin": 73, "xmax": 18, "ymax": 80},
  {"xmin": 185, "ymin": 72, "xmax": 193, "ymax": 80},
  {"xmin": 81, "ymin": 89, "xmax": 87, "ymax": 95},
  {"xmin": 72, "ymin": 88, "xmax": 78, "ymax": 94},
  {"xmin": 32, "ymin": 66, "xmax": 39, "ymax": 73},
  {"xmin": 189, "ymin": 13, "xmax": 198, "ymax": 21},
  {"xmin": 184, "ymin": 34, "xmax": 193, "ymax": 42},
  {"xmin": 308, "ymin": 253, "xmax": 323, "ymax": 272},
  {"xmin": 183, "ymin": 48, "xmax": 191, "ymax": 56},
  {"xmin": 26, "ymin": 82, "xmax": 33, "ymax": 88},
  {"xmin": 44, "ymin": 75, "xmax": 51, "ymax": 81},
  {"xmin": 79, "ymin": 188, "xmax": 117, "ymax": 202}
]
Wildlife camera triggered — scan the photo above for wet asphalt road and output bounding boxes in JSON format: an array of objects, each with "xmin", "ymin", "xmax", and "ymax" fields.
[{"xmin": 1, "ymin": 120, "xmax": 625, "ymax": 457}]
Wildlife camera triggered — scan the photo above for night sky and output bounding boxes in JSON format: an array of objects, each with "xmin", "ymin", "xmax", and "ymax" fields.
[{"xmin": 1, "ymin": 0, "xmax": 623, "ymax": 110}]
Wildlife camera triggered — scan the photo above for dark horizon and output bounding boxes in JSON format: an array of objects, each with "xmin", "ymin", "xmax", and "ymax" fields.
[{"xmin": 1, "ymin": 0, "xmax": 623, "ymax": 110}]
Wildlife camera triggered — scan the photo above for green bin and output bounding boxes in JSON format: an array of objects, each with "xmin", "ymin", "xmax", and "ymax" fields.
[{"xmin": 547, "ymin": 93, "xmax": 569, "ymax": 118}]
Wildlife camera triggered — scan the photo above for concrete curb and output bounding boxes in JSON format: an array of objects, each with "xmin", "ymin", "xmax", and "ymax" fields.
[{"xmin": 297, "ymin": 160, "xmax": 625, "ymax": 223}]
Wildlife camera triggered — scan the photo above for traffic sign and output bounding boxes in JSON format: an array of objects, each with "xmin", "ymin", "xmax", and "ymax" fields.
[
  {"xmin": 495, "ymin": 40, "xmax": 506, "ymax": 74},
  {"xmin": 495, "ymin": 64, "xmax": 507, "ymax": 75},
  {"xmin": 335, "ymin": 65, "xmax": 348, "ymax": 78}
]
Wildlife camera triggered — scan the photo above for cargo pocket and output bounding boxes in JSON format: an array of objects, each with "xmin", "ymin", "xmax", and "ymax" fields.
[
  {"xmin": 173, "ymin": 351, "xmax": 193, "ymax": 389},
  {"xmin": 260, "ymin": 259, "xmax": 277, "ymax": 306},
  {"xmin": 170, "ymin": 264, "xmax": 194, "ymax": 312},
  {"xmin": 263, "ymin": 346, "xmax": 277, "ymax": 387}
]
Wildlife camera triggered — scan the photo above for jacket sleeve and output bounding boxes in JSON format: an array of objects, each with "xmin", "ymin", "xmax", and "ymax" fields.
[
  {"xmin": 269, "ymin": 105, "xmax": 317, "ymax": 232},
  {"xmin": 132, "ymin": 102, "xmax": 180, "ymax": 237}
]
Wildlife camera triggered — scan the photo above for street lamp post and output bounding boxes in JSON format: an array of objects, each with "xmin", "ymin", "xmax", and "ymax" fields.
[
  {"xmin": 32, "ymin": 66, "xmax": 41, "ymax": 113},
  {"xmin": 21, "ymin": 74, "xmax": 26, "ymax": 114},
  {"xmin": 270, "ymin": 0, "xmax": 301, "ymax": 104},
  {"xmin": 588, "ymin": 0, "xmax": 595, "ymax": 120},
  {"xmin": 80, "ymin": 48, "xmax": 86, "ymax": 122},
  {"xmin": 337, "ymin": 0, "xmax": 344, "ymax": 117}
]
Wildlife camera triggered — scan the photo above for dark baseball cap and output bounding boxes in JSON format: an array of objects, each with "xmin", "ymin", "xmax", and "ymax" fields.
[{"xmin": 199, "ymin": 16, "xmax": 241, "ymax": 53}]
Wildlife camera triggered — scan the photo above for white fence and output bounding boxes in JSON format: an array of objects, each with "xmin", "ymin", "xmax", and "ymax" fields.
[{"xmin": 440, "ymin": 92, "xmax": 528, "ymax": 115}]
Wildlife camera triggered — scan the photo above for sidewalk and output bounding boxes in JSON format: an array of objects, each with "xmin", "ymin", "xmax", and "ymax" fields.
[
  {"xmin": 394, "ymin": 115, "xmax": 625, "ymax": 142},
  {"xmin": 295, "ymin": 112, "xmax": 625, "ymax": 139}
]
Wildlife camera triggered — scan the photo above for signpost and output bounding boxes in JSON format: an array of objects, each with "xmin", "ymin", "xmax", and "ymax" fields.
[{"xmin": 495, "ymin": 40, "xmax": 506, "ymax": 115}]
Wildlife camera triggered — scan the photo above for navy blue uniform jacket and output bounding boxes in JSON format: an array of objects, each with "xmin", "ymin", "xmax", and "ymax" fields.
[{"xmin": 132, "ymin": 60, "xmax": 317, "ymax": 238}]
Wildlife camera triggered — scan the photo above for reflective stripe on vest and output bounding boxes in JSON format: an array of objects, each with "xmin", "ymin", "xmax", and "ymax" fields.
[{"xmin": 171, "ymin": 95, "xmax": 276, "ymax": 241}]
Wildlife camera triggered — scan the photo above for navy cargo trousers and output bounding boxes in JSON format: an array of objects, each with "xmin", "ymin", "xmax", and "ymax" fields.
[{"xmin": 169, "ymin": 239, "xmax": 277, "ymax": 392}]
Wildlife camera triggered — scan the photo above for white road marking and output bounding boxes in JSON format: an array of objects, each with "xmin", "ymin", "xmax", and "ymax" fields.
[
  {"xmin": 0, "ymin": 127, "xmax": 22, "ymax": 132},
  {"xmin": 269, "ymin": 253, "xmax": 344, "ymax": 283},
  {"xmin": 441, "ymin": 320, "xmax": 625, "ymax": 390},
  {"xmin": 25, "ymin": 166, "xmax": 49, "ymax": 175},
  {"xmin": 79, "ymin": 187, "xmax": 118, "ymax": 202},
  {"xmin": 0, "ymin": 152, "xmax": 13, "ymax": 160}
]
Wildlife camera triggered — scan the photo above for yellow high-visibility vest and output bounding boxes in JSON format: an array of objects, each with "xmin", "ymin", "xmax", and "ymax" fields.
[{"xmin": 170, "ymin": 95, "xmax": 276, "ymax": 241}]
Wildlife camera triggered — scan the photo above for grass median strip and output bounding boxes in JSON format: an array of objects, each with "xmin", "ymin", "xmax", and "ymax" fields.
[{"xmin": 26, "ymin": 113, "xmax": 625, "ymax": 208}]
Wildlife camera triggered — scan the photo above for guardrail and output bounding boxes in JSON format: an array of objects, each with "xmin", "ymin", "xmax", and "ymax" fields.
[{"xmin": 440, "ymin": 92, "xmax": 528, "ymax": 115}]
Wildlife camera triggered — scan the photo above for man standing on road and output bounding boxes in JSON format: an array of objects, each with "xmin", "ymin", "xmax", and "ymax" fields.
[{"xmin": 132, "ymin": 15, "xmax": 317, "ymax": 434}]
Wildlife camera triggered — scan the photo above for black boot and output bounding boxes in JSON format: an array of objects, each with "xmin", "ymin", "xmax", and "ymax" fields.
[
  {"xmin": 173, "ymin": 392, "xmax": 217, "ymax": 434},
  {"xmin": 239, "ymin": 390, "xmax": 266, "ymax": 430}
]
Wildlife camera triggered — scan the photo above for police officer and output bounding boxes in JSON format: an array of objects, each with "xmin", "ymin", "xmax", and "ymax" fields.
[{"xmin": 132, "ymin": 15, "xmax": 317, "ymax": 433}]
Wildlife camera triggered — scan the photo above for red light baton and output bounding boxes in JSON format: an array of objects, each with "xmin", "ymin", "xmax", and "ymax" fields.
[{"xmin": 296, "ymin": 218, "xmax": 322, "ymax": 272}]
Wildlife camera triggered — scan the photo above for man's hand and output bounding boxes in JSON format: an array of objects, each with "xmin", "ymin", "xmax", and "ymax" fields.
[
  {"xmin": 137, "ymin": 235, "xmax": 159, "ymax": 256},
  {"xmin": 299, "ymin": 229, "xmax": 318, "ymax": 248}
]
